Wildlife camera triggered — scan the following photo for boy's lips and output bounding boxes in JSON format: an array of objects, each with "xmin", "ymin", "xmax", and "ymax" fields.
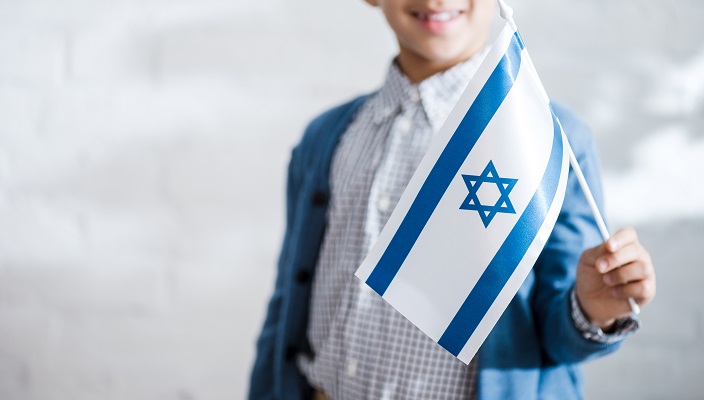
[{"xmin": 411, "ymin": 9, "xmax": 464, "ymax": 34}]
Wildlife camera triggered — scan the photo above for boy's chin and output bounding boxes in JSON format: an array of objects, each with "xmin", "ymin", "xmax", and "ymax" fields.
[
  {"xmin": 405, "ymin": 38, "xmax": 484, "ymax": 64},
  {"xmin": 413, "ymin": 47, "xmax": 479, "ymax": 65}
]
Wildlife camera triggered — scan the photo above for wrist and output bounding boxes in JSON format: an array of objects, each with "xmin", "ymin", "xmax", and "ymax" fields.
[
  {"xmin": 570, "ymin": 289, "xmax": 641, "ymax": 343},
  {"xmin": 593, "ymin": 318, "xmax": 616, "ymax": 332},
  {"xmin": 574, "ymin": 289, "xmax": 616, "ymax": 331}
]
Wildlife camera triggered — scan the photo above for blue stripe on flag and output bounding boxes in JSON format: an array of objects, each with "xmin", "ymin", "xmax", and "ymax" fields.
[
  {"xmin": 513, "ymin": 31, "xmax": 525, "ymax": 50},
  {"xmin": 365, "ymin": 33, "xmax": 524, "ymax": 296},
  {"xmin": 437, "ymin": 112, "xmax": 564, "ymax": 356}
]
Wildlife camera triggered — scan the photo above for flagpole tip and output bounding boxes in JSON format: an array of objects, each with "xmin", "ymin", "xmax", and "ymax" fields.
[{"xmin": 497, "ymin": 0, "xmax": 514, "ymax": 20}]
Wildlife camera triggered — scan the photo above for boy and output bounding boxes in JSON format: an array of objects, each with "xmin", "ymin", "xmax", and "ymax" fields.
[{"xmin": 249, "ymin": 0, "xmax": 656, "ymax": 398}]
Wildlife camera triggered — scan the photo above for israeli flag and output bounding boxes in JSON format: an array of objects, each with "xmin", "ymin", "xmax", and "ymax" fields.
[{"xmin": 355, "ymin": 23, "xmax": 570, "ymax": 364}]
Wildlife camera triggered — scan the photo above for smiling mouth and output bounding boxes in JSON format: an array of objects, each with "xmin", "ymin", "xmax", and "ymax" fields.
[{"xmin": 411, "ymin": 10, "xmax": 463, "ymax": 22}]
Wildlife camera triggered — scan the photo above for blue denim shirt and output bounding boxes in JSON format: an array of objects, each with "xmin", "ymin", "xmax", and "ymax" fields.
[{"xmin": 248, "ymin": 95, "xmax": 624, "ymax": 400}]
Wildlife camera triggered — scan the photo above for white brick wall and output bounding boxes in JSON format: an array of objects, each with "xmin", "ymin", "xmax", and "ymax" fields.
[{"xmin": 0, "ymin": 0, "xmax": 702, "ymax": 399}]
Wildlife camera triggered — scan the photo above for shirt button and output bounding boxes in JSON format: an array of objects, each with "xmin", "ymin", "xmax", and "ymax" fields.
[
  {"xmin": 311, "ymin": 191, "xmax": 329, "ymax": 206},
  {"xmin": 285, "ymin": 345, "xmax": 298, "ymax": 361},
  {"xmin": 396, "ymin": 118, "xmax": 411, "ymax": 135},
  {"xmin": 296, "ymin": 270, "xmax": 311, "ymax": 284},
  {"xmin": 408, "ymin": 88, "xmax": 421, "ymax": 102},
  {"xmin": 378, "ymin": 195, "xmax": 391, "ymax": 212},
  {"xmin": 383, "ymin": 107, "xmax": 393, "ymax": 118},
  {"xmin": 345, "ymin": 358, "xmax": 358, "ymax": 377}
]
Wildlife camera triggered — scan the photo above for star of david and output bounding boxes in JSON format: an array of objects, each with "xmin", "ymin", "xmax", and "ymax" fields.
[{"xmin": 459, "ymin": 160, "xmax": 518, "ymax": 228}]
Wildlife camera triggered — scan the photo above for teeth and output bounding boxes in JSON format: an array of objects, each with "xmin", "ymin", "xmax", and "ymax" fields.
[
  {"xmin": 429, "ymin": 11, "xmax": 457, "ymax": 21},
  {"xmin": 416, "ymin": 10, "xmax": 460, "ymax": 22}
]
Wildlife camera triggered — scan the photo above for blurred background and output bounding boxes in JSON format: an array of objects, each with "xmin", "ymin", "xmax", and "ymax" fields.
[{"xmin": 0, "ymin": 0, "xmax": 702, "ymax": 399}]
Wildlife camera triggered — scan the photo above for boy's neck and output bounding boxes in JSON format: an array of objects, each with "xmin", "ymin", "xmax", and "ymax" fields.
[{"xmin": 396, "ymin": 46, "xmax": 485, "ymax": 84}]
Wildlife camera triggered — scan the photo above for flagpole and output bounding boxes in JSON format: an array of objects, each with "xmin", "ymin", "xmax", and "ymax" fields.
[{"xmin": 496, "ymin": 0, "xmax": 640, "ymax": 316}]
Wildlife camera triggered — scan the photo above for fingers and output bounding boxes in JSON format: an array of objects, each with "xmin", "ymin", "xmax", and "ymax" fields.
[
  {"xmin": 596, "ymin": 242, "xmax": 648, "ymax": 274},
  {"xmin": 602, "ymin": 236, "xmax": 656, "ymax": 304},
  {"xmin": 577, "ymin": 227, "xmax": 656, "ymax": 320},
  {"xmin": 605, "ymin": 227, "xmax": 638, "ymax": 253},
  {"xmin": 580, "ymin": 227, "xmax": 639, "ymax": 267},
  {"xmin": 601, "ymin": 255, "xmax": 653, "ymax": 286},
  {"xmin": 611, "ymin": 278, "xmax": 657, "ymax": 303}
]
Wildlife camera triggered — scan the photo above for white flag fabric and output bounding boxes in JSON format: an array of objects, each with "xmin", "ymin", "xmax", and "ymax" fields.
[{"xmin": 354, "ymin": 23, "xmax": 570, "ymax": 364}]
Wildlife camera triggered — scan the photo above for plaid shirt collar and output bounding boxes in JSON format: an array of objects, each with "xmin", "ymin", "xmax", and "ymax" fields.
[{"xmin": 371, "ymin": 48, "xmax": 488, "ymax": 131}]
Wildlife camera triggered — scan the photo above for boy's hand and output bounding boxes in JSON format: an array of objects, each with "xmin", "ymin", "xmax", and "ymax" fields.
[{"xmin": 575, "ymin": 227, "xmax": 656, "ymax": 330}]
